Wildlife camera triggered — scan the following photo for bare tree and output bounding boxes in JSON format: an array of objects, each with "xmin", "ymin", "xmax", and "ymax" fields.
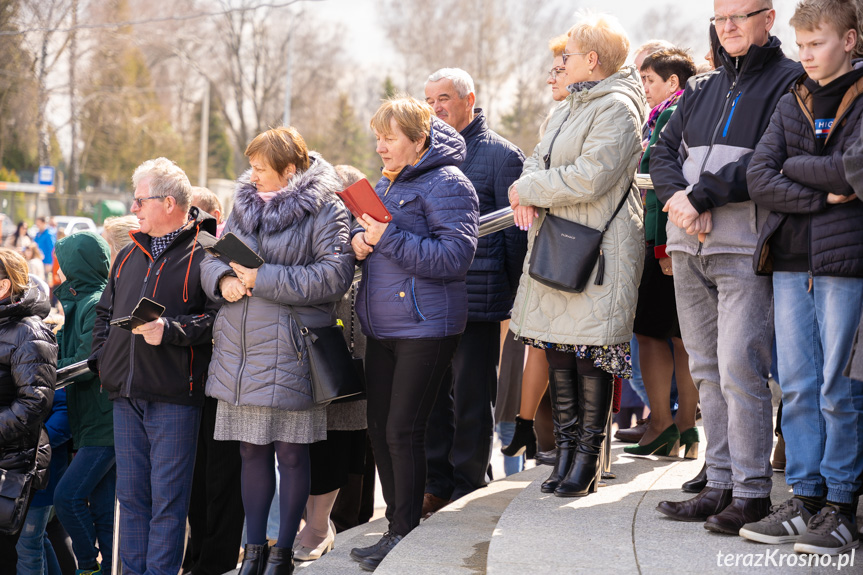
[
  {"xmin": 19, "ymin": 0, "xmax": 74, "ymax": 168},
  {"xmin": 377, "ymin": 0, "xmax": 564, "ymax": 120}
]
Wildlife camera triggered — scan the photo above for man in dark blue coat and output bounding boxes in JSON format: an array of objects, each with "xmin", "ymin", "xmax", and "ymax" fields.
[{"xmin": 422, "ymin": 68, "xmax": 526, "ymax": 515}]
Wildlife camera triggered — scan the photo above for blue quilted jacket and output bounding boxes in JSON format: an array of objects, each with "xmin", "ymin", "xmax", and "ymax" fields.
[
  {"xmin": 356, "ymin": 117, "xmax": 479, "ymax": 340},
  {"xmin": 459, "ymin": 110, "xmax": 526, "ymax": 321}
]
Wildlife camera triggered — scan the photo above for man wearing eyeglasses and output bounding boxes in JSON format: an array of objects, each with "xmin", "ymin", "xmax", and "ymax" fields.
[
  {"xmin": 650, "ymin": 0, "xmax": 802, "ymax": 536},
  {"xmin": 89, "ymin": 157, "xmax": 219, "ymax": 575},
  {"xmin": 421, "ymin": 68, "xmax": 526, "ymax": 518}
]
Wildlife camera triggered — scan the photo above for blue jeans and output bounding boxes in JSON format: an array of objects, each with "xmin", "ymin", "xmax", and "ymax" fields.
[
  {"xmin": 672, "ymin": 252, "xmax": 774, "ymax": 497},
  {"xmin": 496, "ymin": 422, "xmax": 524, "ymax": 476},
  {"xmin": 16, "ymin": 505, "xmax": 61, "ymax": 575},
  {"xmin": 54, "ymin": 446, "xmax": 116, "ymax": 572},
  {"xmin": 628, "ymin": 335, "xmax": 649, "ymax": 407},
  {"xmin": 773, "ymin": 273, "xmax": 863, "ymax": 504},
  {"xmin": 114, "ymin": 398, "xmax": 201, "ymax": 575}
]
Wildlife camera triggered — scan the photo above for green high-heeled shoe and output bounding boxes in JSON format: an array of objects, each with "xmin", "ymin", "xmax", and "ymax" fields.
[
  {"xmin": 679, "ymin": 427, "xmax": 700, "ymax": 459},
  {"xmin": 624, "ymin": 423, "xmax": 680, "ymax": 456}
]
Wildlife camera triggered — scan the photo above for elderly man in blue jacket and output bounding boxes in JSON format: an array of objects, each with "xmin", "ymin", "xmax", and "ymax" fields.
[{"xmin": 422, "ymin": 68, "xmax": 526, "ymax": 516}]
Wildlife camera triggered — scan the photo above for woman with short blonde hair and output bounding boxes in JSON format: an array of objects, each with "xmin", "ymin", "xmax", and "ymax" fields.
[
  {"xmin": 566, "ymin": 11, "xmax": 631, "ymax": 76},
  {"xmin": 509, "ymin": 10, "xmax": 647, "ymax": 498},
  {"xmin": 348, "ymin": 95, "xmax": 478, "ymax": 569}
]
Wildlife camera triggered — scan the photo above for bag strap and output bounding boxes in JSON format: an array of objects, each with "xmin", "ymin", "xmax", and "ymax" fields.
[
  {"xmin": 600, "ymin": 175, "xmax": 636, "ymax": 234},
  {"xmin": 543, "ymin": 109, "xmax": 572, "ymax": 169}
]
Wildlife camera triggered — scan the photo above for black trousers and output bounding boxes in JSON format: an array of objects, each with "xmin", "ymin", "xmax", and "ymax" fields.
[
  {"xmin": 365, "ymin": 335, "xmax": 460, "ymax": 537},
  {"xmin": 182, "ymin": 396, "xmax": 245, "ymax": 575},
  {"xmin": 425, "ymin": 321, "xmax": 499, "ymax": 500}
]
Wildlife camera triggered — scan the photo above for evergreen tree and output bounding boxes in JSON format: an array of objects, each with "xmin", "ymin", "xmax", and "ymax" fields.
[
  {"xmin": 78, "ymin": 1, "xmax": 182, "ymax": 188},
  {"xmin": 498, "ymin": 78, "xmax": 547, "ymax": 156}
]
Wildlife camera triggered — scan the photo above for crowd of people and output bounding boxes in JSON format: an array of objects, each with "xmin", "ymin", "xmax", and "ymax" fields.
[{"xmin": 1, "ymin": 0, "xmax": 863, "ymax": 573}]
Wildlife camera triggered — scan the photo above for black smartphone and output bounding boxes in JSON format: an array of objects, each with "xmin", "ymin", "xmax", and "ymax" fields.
[{"xmin": 110, "ymin": 297, "xmax": 165, "ymax": 331}]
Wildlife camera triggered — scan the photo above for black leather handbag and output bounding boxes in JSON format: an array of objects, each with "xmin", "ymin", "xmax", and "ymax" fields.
[
  {"xmin": 0, "ymin": 452, "xmax": 38, "ymax": 536},
  {"xmin": 528, "ymin": 185, "xmax": 632, "ymax": 293},
  {"xmin": 287, "ymin": 307, "xmax": 365, "ymax": 404}
]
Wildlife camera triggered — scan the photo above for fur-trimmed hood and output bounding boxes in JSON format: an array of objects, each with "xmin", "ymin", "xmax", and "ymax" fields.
[{"xmin": 231, "ymin": 152, "xmax": 342, "ymax": 235}]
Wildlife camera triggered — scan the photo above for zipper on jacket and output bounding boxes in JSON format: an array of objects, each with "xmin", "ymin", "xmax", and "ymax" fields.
[
  {"xmin": 698, "ymin": 78, "xmax": 739, "ymax": 176},
  {"xmin": 722, "ymin": 92, "xmax": 742, "ymax": 138},
  {"xmin": 123, "ymin": 259, "xmax": 155, "ymax": 398},
  {"xmin": 234, "ymin": 296, "xmax": 251, "ymax": 405},
  {"xmin": 410, "ymin": 278, "xmax": 426, "ymax": 320}
]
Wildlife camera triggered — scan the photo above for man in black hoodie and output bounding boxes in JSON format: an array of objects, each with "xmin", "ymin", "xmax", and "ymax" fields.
[
  {"xmin": 650, "ymin": 0, "xmax": 802, "ymax": 535},
  {"xmin": 90, "ymin": 158, "xmax": 217, "ymax": 575}
]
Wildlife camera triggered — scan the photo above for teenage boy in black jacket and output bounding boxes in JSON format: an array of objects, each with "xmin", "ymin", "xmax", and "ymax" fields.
[
  {"xmin": 90, "ymin": 158, "xmax": 218, "ymax": 575},
  {"xmin": 743, "ymin": 0, "xmax": 863, "ymax": 556}
]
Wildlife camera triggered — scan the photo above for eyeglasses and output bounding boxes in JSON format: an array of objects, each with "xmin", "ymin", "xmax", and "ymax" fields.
[
  {"xmin": 133, "ymin": 195, "xmax": 167, "ymax": 208},
  {"xmin": 547, "ymin": 66, "xmax": 566, "ymax": 80},
  {"xmin": 710, "ymin": 7, "xmax": 769, "ymax": 27},
  {"xmin": 561, "ymin": 51, "xmax": 588, "ymax": 65}
]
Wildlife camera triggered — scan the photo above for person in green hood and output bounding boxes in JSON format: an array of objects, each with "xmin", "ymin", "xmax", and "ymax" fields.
[{"xmin": 51, "ymin": 231, "xmax": 116, "ymax": 575}]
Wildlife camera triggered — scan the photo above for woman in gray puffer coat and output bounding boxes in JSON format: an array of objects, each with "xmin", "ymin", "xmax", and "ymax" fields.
[{"xmin": 200, "ymin": 127, "xmax": 354, "ymax": 574}]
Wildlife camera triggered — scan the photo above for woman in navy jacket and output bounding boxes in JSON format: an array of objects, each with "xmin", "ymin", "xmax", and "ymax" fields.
[{"xmin": 349, "ymin": 96, "xmax": 478, "ymax": 570}]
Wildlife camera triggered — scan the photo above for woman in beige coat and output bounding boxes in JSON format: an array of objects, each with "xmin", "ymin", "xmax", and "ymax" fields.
[{"xmin": 509, "ymin": 12, "xmax": 647, "ymax": 498}]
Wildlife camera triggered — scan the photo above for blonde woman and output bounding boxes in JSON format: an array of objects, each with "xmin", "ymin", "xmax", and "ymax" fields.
[{"xmin": 509, "ymin": 12, "xmax": 647, "ymax": 498}]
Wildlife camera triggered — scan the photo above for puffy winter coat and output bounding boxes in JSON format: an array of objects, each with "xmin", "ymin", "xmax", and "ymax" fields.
[
  {"xmin": 202, "ymin": 154, "xmax": 355, "ymax": 412},
  {"xmin": 749, "ymin": 74, "xmax": 863, "ymax": 277},
  {"xmin": 509, "ymin": 66, "xmax": 648, "ymax": 346},
  {"xmin": 459, "ymin": 109, "xmax": 526, "ymax": 321},
  {"xmin": 0, "ymin": 285, "xmax": 56, "ymax": 485},
  {"xmin": 650, "ymin": 37, "xmax": 802, "ymax": 257},
  {"xmin": 355, "ymin": 117, "xmax": 479, "ymax": 340},
  {"xmin": 54, "ymin": 232, "xmax": 114, "ymax": 448},
  {"xmin": 91, "ymin": 208, "xmax": 218, "ymax": 406}
]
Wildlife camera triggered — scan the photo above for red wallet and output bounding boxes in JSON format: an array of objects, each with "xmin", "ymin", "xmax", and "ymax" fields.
[{"xmin": 337, "ymin": 179, "xmax": 392, "ymax": 222}]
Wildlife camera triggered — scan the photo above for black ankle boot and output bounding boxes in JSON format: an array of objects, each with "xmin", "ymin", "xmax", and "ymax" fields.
[
  {"xmin": 682, "ymin": 463, "xmax": 708, "ymax": 493},
  {"xmin": 540, "ymin": 368, "xmax": 579, "ymax": 493},
  {"xmin": 261, "ymin": 546, "xmax": 293, "ymax": 575},
  {"xmin": 555, "ymin": 372, "xmax": 613, "ymax": 497},
  {"xmin": 502, "ymin": 415, "xmax": 537, "ymax": 458},
  {"xmin": 238, "ymin": 543, "xmax": 269, "ymax": 575}
]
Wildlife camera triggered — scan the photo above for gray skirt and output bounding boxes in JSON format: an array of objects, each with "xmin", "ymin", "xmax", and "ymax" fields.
[{"xmin": 214, "ymin": 401, "xmax": 327, "ymax": 444}]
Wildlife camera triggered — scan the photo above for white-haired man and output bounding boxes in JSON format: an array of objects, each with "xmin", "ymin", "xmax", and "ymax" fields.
[
  {"xmin": 422, "ymin": 68, "xmax": 526, "ymax": 516},
  {"xmin": 90, "ymin": 158, "xmax": 218, "ymax": 574}
]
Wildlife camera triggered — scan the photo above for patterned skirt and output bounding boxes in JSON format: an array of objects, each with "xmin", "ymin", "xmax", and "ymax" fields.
[
  {"xmin": 522, "ymin": 338, "xmax": 633, "ymax": 379},
  {"xmin": 214, "ymin": 401, "xmax": 327, "ymax": 445}
]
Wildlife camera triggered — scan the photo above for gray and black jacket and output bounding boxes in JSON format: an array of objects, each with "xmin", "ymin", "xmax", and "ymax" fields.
[
  {"xmin": 651, "ymin": 36, "xmax": 802, "ymax": 257},
  {"xmin": 201, "ymin": 154, "xmax": 355, "ymax": 412}
]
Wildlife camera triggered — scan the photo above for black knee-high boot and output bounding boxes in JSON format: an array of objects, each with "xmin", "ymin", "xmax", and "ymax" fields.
[
  {"xmin": 540, "ymin": 369, "xmax": 579, "ymax": 493},
  {"xmin": 555, "ymin": 372, "xmax": 613, "ymax": 497}
]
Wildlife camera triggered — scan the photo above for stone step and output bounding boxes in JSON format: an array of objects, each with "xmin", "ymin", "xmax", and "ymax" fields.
[
  {"xmin": 294, "ymin": 515, "xmax": 390, "ymax": 573},
  {"xmin": 372, "ymin": 465, "xmax": 548, "ymax": 575},
  {"xmin": 487, "ymin": 431, "xmax": 862, "ymax": 575}
]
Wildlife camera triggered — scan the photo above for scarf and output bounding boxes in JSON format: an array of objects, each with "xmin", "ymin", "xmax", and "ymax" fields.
[
  {"xmin": 567, "ymin": 80, "xmax": 600, "ymax": 94},
  {"xmin": 256, "ymin": 190, "xmax": 279, "ymax": 203},
  {"xmin": 644, "ymin": 90, "xmax": 683, "ymax": 147}
]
